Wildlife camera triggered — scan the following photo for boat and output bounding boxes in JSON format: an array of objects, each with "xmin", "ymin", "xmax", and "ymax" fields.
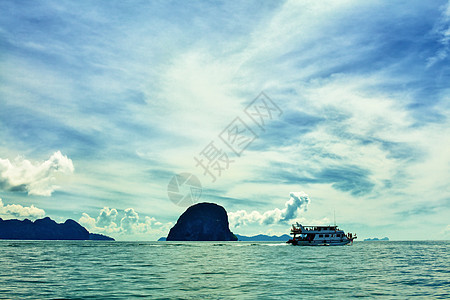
[{"xmin": 286, "ymin": 223, "xmax": 356, "ymax": 246}]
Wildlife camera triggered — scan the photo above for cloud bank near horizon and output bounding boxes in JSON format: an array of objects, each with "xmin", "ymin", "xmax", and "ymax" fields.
[
  {"xmin": 228, "ymin": 192, "xmax": 310, "ymax": 228},
  {"xmin": 79, "ymin": 207, "xmax": 171, "ymax": 238},
  {"xmin": 0, "ymin": 198, "xmax": 45, "ymax": 220}
]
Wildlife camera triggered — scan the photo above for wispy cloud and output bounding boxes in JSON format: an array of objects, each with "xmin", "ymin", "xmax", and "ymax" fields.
[
  {"xmin": 427, "ymin": 0, "xmax": 450, "ymax": 67},
  {"xmin": 1, "ymin": 1, "xmax": 449, "ymax": 240}
]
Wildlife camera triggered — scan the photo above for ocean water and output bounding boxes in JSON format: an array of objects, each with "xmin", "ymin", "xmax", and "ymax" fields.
[{"xmin": 0, "ymin": 241, "xmax": 448, "ymax": 299}]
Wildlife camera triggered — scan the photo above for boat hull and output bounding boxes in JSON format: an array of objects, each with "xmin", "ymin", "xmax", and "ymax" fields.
[{"xmin": 287, "ymin": 239, "xmax": 352, "ymax": 246}]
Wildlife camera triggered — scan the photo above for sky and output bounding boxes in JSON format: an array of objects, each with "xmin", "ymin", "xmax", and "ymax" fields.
[{"xmin": 0, "ymin": 0, "xmax": 449, "ymax": 241}]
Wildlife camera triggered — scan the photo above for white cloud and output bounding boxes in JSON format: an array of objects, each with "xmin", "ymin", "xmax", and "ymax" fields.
[
  {"xmin": 97, "ymin": 207, "xmax": 118, "ymax": 228},
  {"xmin": 79, "ymin": 207, "xmax": 119, "ymax": 234},
  {"xmin": 228, "ymin": 192, "xmax": 310, "ymax": 228},
  {"xmin": 0, "ymin": 198, "xmax": 45, "ymax": 220},
  {"xmin": 121, "ymin": 208, "xmax": 140, "ymax": 233},
  {"xmin": 0, "ymin": 151, "xmax": 74, "ymax": 196},
  {"xmin": 79, "ymin": 213, "xmax": 97, "ymax": 229}
]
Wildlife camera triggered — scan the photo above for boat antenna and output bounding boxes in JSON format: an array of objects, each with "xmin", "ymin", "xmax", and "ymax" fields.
[{"xmin": 334, "ymin": 209, "xmax": 336, "ymax": 227}]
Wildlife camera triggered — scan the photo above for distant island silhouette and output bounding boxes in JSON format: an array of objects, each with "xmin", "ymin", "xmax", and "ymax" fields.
[
  {"xmin": 235, "ymin": 234, "xmax": 291, "ymax": 242},
  {"xmin": 166, "ymin": 202, "xmax": 238, "ymax": 241},
  {"xmin": 159, "ymin": 234, "xmax": 291, "ymax": 242},
  {"xmin": 364, "ymin": 237, "xmax": 389, "ymax": 241},
  {"xmin": 0, "ymin": 217, "xmax": 114, "ymax": 241}
]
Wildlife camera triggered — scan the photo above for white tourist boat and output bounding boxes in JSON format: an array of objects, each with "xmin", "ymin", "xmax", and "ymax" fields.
[{"xmin": 286, "ymin": 223, "xmax": 356, "ymax": 246}]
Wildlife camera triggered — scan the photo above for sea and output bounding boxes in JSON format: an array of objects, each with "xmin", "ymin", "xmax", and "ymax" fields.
[{"xmin": 0, "ymin": 240, "xmax": 448, "ymax": 299}]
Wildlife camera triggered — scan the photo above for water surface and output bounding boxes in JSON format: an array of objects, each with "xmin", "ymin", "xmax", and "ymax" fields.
[{"xmin": 0, "ymin": 241, "xmax": 448, "ymax": 299}]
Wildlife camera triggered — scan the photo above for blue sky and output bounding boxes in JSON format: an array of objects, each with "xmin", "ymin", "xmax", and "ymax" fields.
[{"xmin": 1, "ymin": 0, "xmax": 449, "ymax": 240}]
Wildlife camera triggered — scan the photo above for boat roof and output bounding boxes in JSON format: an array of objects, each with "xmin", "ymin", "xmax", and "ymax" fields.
[{"xmin": 293, "ymin": 224, "xmax": 341, "ymax": 230}]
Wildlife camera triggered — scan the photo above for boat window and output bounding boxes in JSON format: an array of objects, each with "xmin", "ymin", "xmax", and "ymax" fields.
[
  {"xmin": 319, "ymin": 234, "xmax": 323, "ymax": 238},
  {"xmin": 325, "ymin": 234, "xmax": 329, "ymax": 237}
]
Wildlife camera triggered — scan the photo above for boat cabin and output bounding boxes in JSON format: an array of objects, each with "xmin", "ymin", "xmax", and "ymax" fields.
[{"xmin": 287, "ymin": 222, "xmax": 356, "ymax": 246}]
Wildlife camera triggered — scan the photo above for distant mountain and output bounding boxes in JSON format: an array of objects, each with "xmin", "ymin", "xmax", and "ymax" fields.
[
  {"xmin": 0, "ymin": 217, "xmax": 114, "ymax": 241},
  {"xmin": 166, "ymin": 203, "xmax": 237, "ymax": 241},
  {"xmin": 364, "ymin": 237, "xmax": 389, "ymax": 241},
  {"xmin": 159, "ymin": 234, "xmax": 291, "ymax": 242},
  {"xmin": 89, "ymin": 233, "xmax": 115, "ymax": 241},
  {"xmin": 235, "ymin": 234, "xmax": 291, "ymax": 242}
]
